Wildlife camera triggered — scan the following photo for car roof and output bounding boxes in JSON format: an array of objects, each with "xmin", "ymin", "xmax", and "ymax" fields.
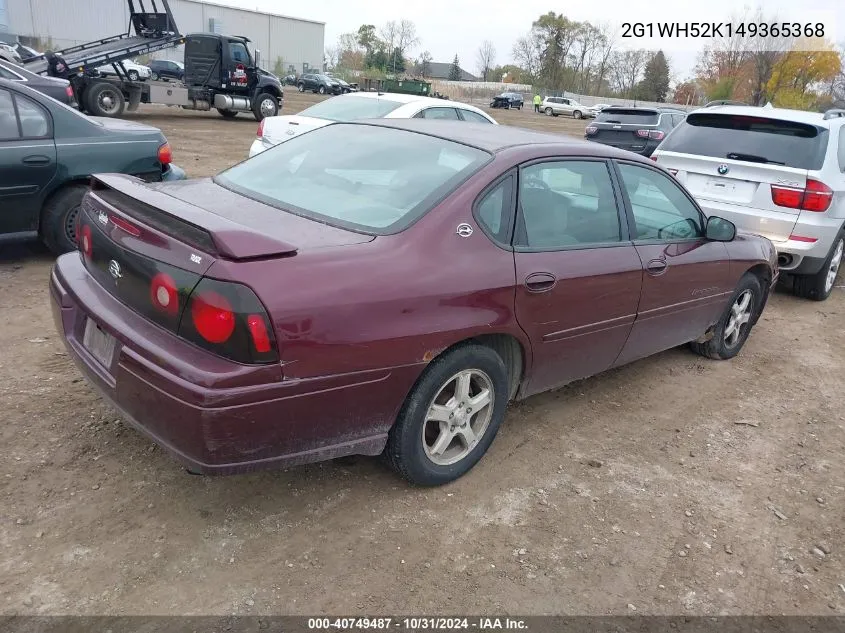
[
  {"xmin": 335, "ymin": 91, "xmax": 483, "ymax": 109},
  {"xmin": 0, "ymin": 59, "xmax": 42, "ymax": 81},
  {"xmin": 690, "ymin": 104, "xmax": 840, "ymax": 127},
  {"xmin": 343, "ymin": 118, "xmax": 648, "ymax": 159}
]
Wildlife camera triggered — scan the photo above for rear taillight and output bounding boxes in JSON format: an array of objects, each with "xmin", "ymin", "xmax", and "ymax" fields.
[
  {"xmin": 585, "ymin": 125, "xmax": 597, "ymax": 136},
  {"xmin": 649, "ymin": 156, "xmax": 658, "ymax": 161},
  {"xmin": 257, "ymin": 119, "xmax": 265, "ymax": 139},
  {"xmin": 178, "ymin": 278, "xmax": 278, "ymax": 364},
  {"xmin": 150, "ymin": 272, "xmax": 179, "ymax": 317},
  {"xmin": 648, "ymin": 130, "xmax": 665, "ymax": 140},
  {"xmin": 65, "ymin": 85, "xmax": 74, "ymax": 99},
  {"xmin": 771, "ymin": 179, "xmax": 833, "ymax": 212},
  {"xmin": 636, "ymin": 129, "xmax": 649, "ymax": 138},
  {"xmin": 157, "ymin": 142, "xmax": 172, "ymax": 166},
  {"xmin": 108, "ymin": 214, "xmax": 141, "ymax": 237}
]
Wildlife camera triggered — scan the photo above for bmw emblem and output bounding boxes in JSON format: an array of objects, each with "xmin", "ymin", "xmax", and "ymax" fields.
[
  {"xmin": 108, "ymin": 259, "xmax": 122, "ymax": 280},
  {"xmin": 717, "ymin": 164, "xmax": 729, "ymax": 175}
]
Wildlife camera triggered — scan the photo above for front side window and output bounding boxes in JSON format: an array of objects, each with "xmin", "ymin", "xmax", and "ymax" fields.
[
  {"xmin": 216, "ymin": 124, "xmax": 491, "ymax": 233},
  {"xmin": 617, "ymin": 163, "xmax": 704, "ymax": 241},
  {"xmin": 229, "ymin": 42, "xmax": 250, "ymax": 64},
  {"xmin": 517, "ymin": 160, "xmax": 622, "ymax": 249}
]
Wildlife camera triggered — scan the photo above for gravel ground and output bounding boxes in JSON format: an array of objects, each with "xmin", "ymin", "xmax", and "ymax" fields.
[{"xmin": 1, "ymin": 92, "xmax": 843, "ymax": 617}]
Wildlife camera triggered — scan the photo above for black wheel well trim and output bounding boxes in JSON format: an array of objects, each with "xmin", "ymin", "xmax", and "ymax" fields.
[
  {"xmin": 415, "ymin": 333, "xmax": 526, "ymax": 403},
  {"xmin": 38, "ymin": 179, "xmax": 91, "ymax": 234},
  {"xmin": 744, "ymin": 263, "xmax": 773, "ymax": 326}
]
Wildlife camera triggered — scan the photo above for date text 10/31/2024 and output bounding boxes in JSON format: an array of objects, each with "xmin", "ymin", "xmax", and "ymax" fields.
[{"xmin": 307, "ymin": 618, "xmax": 529, "ymax": 631}]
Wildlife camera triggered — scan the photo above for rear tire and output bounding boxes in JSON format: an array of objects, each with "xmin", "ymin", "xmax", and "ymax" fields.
[
  {"xmin": 40, "ymin": 184, "xmax": 88, "ymax": 255},
  {"xmin": 545, "ymin": 107, "xmax": 553, "ymax": 116},
  {"xmin": 383, "ymin": 344, "xmax": 509, "ymax": 486},
  {"xmin": 297, "ymin": 83, "xmax": 305, "ymax": 92},
  {"xmin": 792, "ymin": 233, "xmax": 844, "ymax": 301},
  {"xmin": 690, "ymin": 273, "xmax": 763, "ymax": 360},
  {"xmin": 86, "ymin": 82, "xmax": 126, "ymax": 117},
  {"xmin": 318, "ymin": 85, "xmax": 326, "ymax": 94},
  {"xmin": 217, "ymin": 108, "xmax": 238, "ymax": 119}
]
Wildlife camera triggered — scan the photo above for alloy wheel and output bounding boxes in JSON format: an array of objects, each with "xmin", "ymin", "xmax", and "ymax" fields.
[
  {"xmin": 724, "ymin": 289, "xmax": 754, "ymax": 348},
  {"xmin": 421, "ymin": 369, "xmax": 494, "ymax": 466},
  {"xmin": 825, "ymin": 238, "xmax": 843, "ymax": 294}
]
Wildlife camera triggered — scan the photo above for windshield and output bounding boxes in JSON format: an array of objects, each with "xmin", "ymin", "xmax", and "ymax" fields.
[
  {"xmin": 659, "ymin": 112, "xmax": 828, "ymax": 170},
  {"xmin": 215, "ymin": 123, "xmax": 491, "ymax": 233},
  {"xmin": 596, "ymin": 109, "xmax": 659, "ymax": 124},
  {"xmin": 299, "ymin": 95, "xmax": 405, "ymax": 121}
]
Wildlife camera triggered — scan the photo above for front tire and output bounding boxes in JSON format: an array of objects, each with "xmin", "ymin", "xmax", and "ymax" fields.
[
  {"xmin": 127, "ymin": 70, "xmax": 139, "ymax": 81},
  {"xmin": 384, "ymin": 344, "xmax": 509, "ymax": 486},
  {"xmin": 318, "ymin": 85, "xmax": 326, "ymax": 94},
  {"xmin": 151, "ymin": 72, "xmax": 160, "ymax": 81},
  {"xmin": 573, "ymin": 110, "xmax": 583, "ymax": 119},
  {"xmin": 297, "ymin": 83, "xmax": 305, "ymax": 92},
  {"xmin": 690, "ymin": 273, "xmax": 763, "ymax": 360},
  {"xmin": 252, "ymin": 92, "xmax": 279, "ymax": 121},
  {"xmin": 793, "ymin": 233, "xmax": 844, "ymax": 301},
  {"xmin": 40, "ymin": 184, "xmax": 88, "ymax": 255}
]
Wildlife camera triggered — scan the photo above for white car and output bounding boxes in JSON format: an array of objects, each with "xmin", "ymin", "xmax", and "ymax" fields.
[
  {"xmin": 249, "ymin": 92, "xmax": 498, "ymax": 157},
  {"xmin": 653, "ymin": 105, "xmax": 845, "ymax": 301},
  {"xmin": 96, "ymin": 60, "xmax": 151, "ymax": 82},
  {"xmin": 0, "ymin": 43, "xmax": 22, "ymax": 64},
  {"xmin": 587, "ymin": 103, "xmax": 611, "ymax": 117},
  {"xmin": 541, "ymin": 96, "xmax": 589, "ymax": 119}
]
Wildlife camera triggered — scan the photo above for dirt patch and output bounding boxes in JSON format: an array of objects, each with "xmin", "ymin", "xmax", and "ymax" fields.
[{"xmin": 1, "ymin": 93, "xmax": 843, "ymax": 616}]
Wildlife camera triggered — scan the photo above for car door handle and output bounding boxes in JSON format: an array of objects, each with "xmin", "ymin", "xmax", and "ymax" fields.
[
  {"xmin": 524, "ymin": 272, "xmax": 557, "ymax": 293},
  {"xmin": 22, "ymin": 155, "xmax": 50, "ymax": 166},
  {"xmin": 646, "ymin": 259, "xmax": 668, "ymax": 276}
]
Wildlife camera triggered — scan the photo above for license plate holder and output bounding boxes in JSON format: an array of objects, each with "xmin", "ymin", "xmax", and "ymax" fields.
[
  {"xmin": 83, "ymin": 318, "xmax": 117, "ymax": 369},
  {"xmin": 704, "ymin": 177, "xmax": 737, "ymax": 194}
]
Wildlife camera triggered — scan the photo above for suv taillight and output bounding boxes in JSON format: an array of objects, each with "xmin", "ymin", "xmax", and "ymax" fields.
[
  {"xmin": 771, "ymin": 178, "xmax": 833, "ymax": 212},
  {"xmin": 257, "ymin": 119, "xmax": 264, "ymax": 139},
  {"xmin": 177, "ymin": 278, "xmax": 279, "ymax": 364},
  {"xmin": 65, "ymin": 85, "xmax": 74, "ymax": 100},
  {"xmin": 585, "ymin": 125, "xmax": 597, "ymax": 135},
  {"xmin": 648, "ymin": 130, "xmax": 665, "ymax": 140}
]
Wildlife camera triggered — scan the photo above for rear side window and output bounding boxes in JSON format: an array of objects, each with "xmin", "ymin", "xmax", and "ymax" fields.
[
  {"xmin": 596, "ymin": 109, "xmax": 659, "ymax": 125},
  {"xmin": 459, "ymin": 109, "xmax": 492, "ymax": 124},
  {"xmin": 659, "ymin": 112, "xmax": 828, "ymax": 170},
  {"xmin": 0, "ymin": 90, "xmax": 18, "ymax": 139}
]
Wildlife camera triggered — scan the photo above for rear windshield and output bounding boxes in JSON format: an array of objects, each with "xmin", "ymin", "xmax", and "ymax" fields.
[
  {"xmin": 215, "ymin": 124, "xmax": 491, "ymax": 234},
  {"xmin": 299, "ymin": 95, "xmax": 405, "ymax": 121},
  {"xmin": 596, "ymin": 109, "xmax": 659, "ymax": 124},
  {"xmin": 659, "ymin": 112, "xmax": 828, "ymax": 170}
]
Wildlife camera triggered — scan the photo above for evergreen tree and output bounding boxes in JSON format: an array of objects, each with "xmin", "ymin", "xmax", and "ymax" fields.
[
  {"xmin": 638, "ymin": 50, "xmax": 670, "ymax": 102},
  {"xmin": 448, "ymin": 55, "xmax": 462, "ymax": 81}
]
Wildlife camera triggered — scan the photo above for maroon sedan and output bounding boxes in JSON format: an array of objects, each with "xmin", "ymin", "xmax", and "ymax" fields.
[{"xmin": 50, "ymin": 120, "xmax": 778, "ymax": 486}]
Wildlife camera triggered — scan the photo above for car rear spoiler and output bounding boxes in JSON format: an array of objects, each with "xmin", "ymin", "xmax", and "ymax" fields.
[{"xmin": 89, "ymin": 174, "xmax": 299, "ymax": 260}]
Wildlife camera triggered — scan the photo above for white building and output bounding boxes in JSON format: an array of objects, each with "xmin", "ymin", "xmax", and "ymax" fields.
[{"xmin": 2, "ymin": 0, "xmax": 324, "ymax": 74}]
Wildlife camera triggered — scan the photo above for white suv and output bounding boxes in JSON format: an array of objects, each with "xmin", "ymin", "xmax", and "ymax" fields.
[
  {"xmin": 541, "ymin": 96, "xmax": 588, "ymax": 119},
  {"xmin": 653, "ymin": 105, "xmax": 845, "ymax": 301}
]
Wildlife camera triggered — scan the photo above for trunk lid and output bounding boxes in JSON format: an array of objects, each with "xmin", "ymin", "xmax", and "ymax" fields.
[
  {"xmin": 261, "ymin": 115, "xmax": 331, "ymax": 145},
  {"xmin": 588, "ymin": 108, "xmax": 660, "ymax": 152}
]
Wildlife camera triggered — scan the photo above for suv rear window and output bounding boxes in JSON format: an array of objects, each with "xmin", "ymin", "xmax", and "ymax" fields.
[
  {"xmin": 659, "ymin": 112, "xmax": 828, "ymax": 170},
  {"xmin": 595, "ymin": 109, "xmax": 659, "ymax": 125}
]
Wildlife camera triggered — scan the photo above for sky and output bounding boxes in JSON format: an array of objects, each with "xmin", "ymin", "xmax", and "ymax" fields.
[{"xmin": 226, "ymin": 0, "xmax": 842, "ymax": 82}]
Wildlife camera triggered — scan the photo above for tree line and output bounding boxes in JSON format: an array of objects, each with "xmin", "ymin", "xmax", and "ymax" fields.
[{"xmin": 324, "ymin": 9, "xmax": 844, "ymax": 110}]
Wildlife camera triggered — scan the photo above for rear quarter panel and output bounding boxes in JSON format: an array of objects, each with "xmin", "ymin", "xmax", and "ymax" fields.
[
  {"xmin": 206, "ymin": 155, "xmax": 530, "ymax": 382},
  {"xmin": 726, "ymin": 232, "xmax": 778, "ymax": 289}
]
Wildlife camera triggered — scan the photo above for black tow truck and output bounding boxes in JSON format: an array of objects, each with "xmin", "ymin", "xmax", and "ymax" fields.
[{"xmin": 23, "ymin": 0, "xmax": 283, "ymax": 121}]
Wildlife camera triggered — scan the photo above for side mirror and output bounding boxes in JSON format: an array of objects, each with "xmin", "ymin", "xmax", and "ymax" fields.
[
  {"xmin": 705, "ymin": 216, "xmax": 736, "ymax": 242},
  {"xmin": 253, "ymin": 48, "xmax": 261, "ymax": 67}
]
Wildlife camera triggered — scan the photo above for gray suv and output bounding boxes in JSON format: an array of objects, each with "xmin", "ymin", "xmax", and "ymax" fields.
[{"xmin": 653, "ymin": 105, "xmax": 845, "ymax": 301}]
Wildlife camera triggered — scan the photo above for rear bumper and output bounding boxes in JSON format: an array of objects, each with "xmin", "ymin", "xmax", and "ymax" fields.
[
  {"xmin": 50, "ymin": 253, "xmax": 418, "ymax": 475},
  {"xmin": 697, "ymin": 200, "xmax": 843, "ymax": 271}
]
